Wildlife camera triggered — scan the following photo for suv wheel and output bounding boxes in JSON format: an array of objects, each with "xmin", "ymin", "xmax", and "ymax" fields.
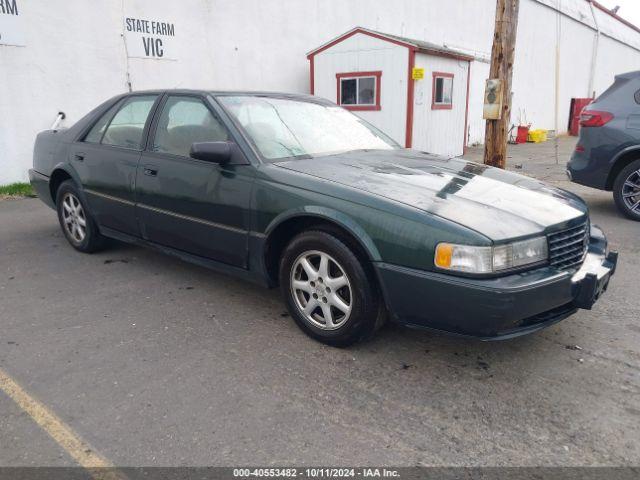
[
  {"xmin": 613, "ymin": 159, "xmax": 640, "ymax": 221},
  {"xmin": 56, "ymin": 180, "xmax": 107, "ymax": 252},
  {"xmin": 279, "ymin": 230, "xmax": 385, "ymax": 347}
]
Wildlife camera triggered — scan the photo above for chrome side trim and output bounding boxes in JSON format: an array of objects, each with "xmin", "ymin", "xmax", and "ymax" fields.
[
  {"xmin": 84, "ymin": 188, "xmax": 263, "ymax": 236},
  {"xmin": 84, "ymin": 189, "xmax": 135, "ymax": 206},
  {"xmin": 137, "ymin": 203, "xmax": 247, "ymax": 234}
]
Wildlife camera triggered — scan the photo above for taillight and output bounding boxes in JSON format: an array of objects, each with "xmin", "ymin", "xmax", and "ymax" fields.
[
  {"xmin": 575, "ymin": 145, "xmax": 585, "ymax": 153},
  {"xmin": 579, "ymin": 110, "xmax": 613, "ymax": 127}
]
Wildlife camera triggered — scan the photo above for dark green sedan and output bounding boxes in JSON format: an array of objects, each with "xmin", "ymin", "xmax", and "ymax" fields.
[{"xmin": 29, "ymin": 90, "xmax": 618, "ymax": 346}]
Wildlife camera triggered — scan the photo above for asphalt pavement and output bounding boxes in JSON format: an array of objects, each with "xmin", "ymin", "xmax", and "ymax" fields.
[{"xmin": 0, "ymin": 138, "xmax": 639, "ymax": 467}]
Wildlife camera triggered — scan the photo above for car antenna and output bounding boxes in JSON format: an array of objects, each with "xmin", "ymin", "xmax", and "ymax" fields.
[{"xmin": 51, "ymin": 112, "xmax": 66, "ymax": 131}]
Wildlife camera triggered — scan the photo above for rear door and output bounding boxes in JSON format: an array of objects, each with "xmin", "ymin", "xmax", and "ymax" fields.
[
  {"xmin": 69, "ymin": 94, "xmax": 160, "ymax": 236},
  {"xmin": 135, "ymin": 94, "xmax": 255, "ymax": 267}
]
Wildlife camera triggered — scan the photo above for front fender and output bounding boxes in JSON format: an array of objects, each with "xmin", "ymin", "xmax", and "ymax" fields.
[
  {"xmin": 253, "ymin": 169, "xmax": 489, "ymax": 274},
  {"xmin": 263, "ymin": 206, "xmax": 382, "ymax": 261}
]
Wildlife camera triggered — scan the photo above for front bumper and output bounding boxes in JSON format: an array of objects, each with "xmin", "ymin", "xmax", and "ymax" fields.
[{"xmin": 375, "ymin": 225, "xmax": 617, "ymax": 340}]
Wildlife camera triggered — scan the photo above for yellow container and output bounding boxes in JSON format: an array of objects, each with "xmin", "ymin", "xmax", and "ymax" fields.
[{"xmin": 527, "ymin": 129, "xmax": 547, "ymax": 143}]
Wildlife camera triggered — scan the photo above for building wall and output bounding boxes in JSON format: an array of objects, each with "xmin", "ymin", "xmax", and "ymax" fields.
[
  {"xmin": 0, "ymin": 0, "xmax": 218, "ymax": 185},
  {"xmin": 1, "ymin": 0, "xmax": 640, "ymax": 184},
  {"xmin": 312, "ymin": 33, "xmax": 409, "ymax": 145},
  {"xmin": 411, "ymin": 53, "xmax": 469, "ymax": 157},
  {"xmin": 510, "ymin": 0, "xmax": 640, "ymax": 137}
]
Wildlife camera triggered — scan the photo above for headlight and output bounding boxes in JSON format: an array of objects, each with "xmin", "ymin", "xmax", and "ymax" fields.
[{"xmin": 435, "ymin": 237, "xmax": 548, "ymax": 274}]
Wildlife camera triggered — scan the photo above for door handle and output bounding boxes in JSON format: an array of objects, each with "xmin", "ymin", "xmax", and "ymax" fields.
[
  {"xmin": 143, "ymin": 167, "xmax": 158, "ymax": 177},
  {"xmin": 74, "ymin": 153, "xmax": 85, "ymax": 162}
]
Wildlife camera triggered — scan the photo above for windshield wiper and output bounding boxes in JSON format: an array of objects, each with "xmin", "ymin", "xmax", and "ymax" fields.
[{"xmin": 271, "ymin": 140, "xmax": 310, "ymax": 159}]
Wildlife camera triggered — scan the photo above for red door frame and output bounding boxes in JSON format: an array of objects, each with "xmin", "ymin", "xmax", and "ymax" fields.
[{"xmin": 307, "ymin": 28, "xmax": 472, "ymax": 150}]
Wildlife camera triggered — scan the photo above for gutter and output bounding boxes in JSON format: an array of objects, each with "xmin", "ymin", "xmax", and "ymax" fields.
[
  {"xmin": 587, "ymin": 0, "xmax": 600, "ymax": 98},
  {"xmin": 530, "ymin": 0, "xmax": 640, "ymax": 54}
]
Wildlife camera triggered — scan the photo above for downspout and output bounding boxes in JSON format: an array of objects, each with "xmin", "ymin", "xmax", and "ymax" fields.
[
  {"xmin": 588, "ymin": 0, "xmax": 600, "ymax": 98},
  {"xmin": 554, "ymin": 0, "xmax": 561, "ymax": 163},
  {"xmin": 121, "ymin": 0, "xmax": 133, "ymax": 92}
]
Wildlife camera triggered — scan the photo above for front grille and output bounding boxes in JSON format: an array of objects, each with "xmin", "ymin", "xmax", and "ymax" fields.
[{"xmin": 548, "ymin": 221, "xmax": 589, "ymax": 271}]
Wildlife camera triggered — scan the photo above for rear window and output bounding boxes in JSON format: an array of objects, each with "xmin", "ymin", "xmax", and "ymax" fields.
[
  {"xmin": 101, "ymin": 95, "xmax": 157, "ymax": 150},
  {"xmin": 595, "ymin": 77, "xmax": 629, "ymax": 103},
  {"xmin": 84, "ymin": 102, "xmax": 120, "ymax": 143}
]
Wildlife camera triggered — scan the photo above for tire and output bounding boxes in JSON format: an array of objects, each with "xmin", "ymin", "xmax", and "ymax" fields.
[
  {"xmin": 55, "ymin": 179, "xmax": 107, "ymax": 253},
  {"xmin": 613, "ymin": 159, "xmax": 640, "ymax": 221},
  {"xmin": 279, "ymin": 230, "xmax": 385, "ymax": 347}
]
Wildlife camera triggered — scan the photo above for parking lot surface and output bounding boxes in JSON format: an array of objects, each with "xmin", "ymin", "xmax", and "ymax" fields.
[{"xmin": 1, "ymin": 138, "xmax": 639, "ymax": 467}]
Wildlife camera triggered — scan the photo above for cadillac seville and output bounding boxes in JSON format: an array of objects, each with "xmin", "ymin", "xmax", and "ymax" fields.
[{"xmin": 29, "ymin": 90, "xmax": 617, "ymax": 346}]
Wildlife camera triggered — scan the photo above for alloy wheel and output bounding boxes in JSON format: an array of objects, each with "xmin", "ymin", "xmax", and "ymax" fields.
[
  {"xmin": 290, "ymin": 250, "xmax": 352, "ymax": 330},
  {"xmin": 622, "ymin": 168, "xmax": 640, "ymax": 214},
  {"xmin": 62, "ymin": 192, "xmax": 87, "ymax": 243}
]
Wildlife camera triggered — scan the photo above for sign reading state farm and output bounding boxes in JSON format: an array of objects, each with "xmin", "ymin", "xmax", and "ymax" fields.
[
  {"xmin": 0, "ymin": 0, "xmax": 25, "ymax": 46},
  {"xmin": 124, "ymin": 17, "xmax": 176, "ymax": 60}
]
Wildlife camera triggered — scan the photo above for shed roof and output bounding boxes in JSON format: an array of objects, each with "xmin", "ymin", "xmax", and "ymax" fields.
[{"xmin": 307, "ymin": 27, "xmax": 474, "ymax": 62}]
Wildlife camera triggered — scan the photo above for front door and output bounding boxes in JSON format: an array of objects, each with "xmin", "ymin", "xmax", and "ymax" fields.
[
  {"xmin": 135, "ymin": 94, "xmax": 254, "ymax": 268},
  {"xmin": 69, "ymin": 94, "xmax": 159, "ymax": 236}
]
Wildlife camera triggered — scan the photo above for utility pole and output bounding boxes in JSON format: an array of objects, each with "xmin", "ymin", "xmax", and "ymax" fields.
[{"xmin": 484, "ymin": 0, "xmax": 520, "ymax": 169}]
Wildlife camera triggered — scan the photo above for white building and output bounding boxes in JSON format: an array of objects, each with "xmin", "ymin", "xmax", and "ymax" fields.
[
  {"xmin": 308, "ymin": 28, "xmax": 474, "ymax": 156},
  {"xmin": 1, "ymin": 0, "xmax": 639, "ymax": 184}
]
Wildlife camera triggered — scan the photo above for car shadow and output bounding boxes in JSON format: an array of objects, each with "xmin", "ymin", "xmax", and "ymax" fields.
[
  {"xmin": 45, "ymin": 230, "xmax": 570, "ymax": 380},
  {"xmin": 584, "ymin": 194, "xmax": 623, "ymax": 219}
]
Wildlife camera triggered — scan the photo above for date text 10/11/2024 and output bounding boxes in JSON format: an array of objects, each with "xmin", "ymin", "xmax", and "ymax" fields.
[{"xmin": 232, "ymin": 468, "xmax": 400, "ymax": 478}]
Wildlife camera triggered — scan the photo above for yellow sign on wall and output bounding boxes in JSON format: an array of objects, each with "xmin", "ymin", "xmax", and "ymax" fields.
[{"xmin": 412, "ymin": 67, "xmax": 425, "ymax": 80}]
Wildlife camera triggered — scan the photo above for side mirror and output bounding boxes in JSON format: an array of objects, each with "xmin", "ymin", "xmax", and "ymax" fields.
[{"xmin": 189, "ymin": 141, "xmax": 232, "ymax": 164}]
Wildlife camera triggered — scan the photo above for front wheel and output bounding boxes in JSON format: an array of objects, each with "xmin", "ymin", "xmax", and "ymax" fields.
[
  {"xmin": 613, "ymin": 159, "xmax": 640, "ymax": 221},
  {"xmin": 279, "ymin": 230, "xmax": 384, "ymax": 347}
]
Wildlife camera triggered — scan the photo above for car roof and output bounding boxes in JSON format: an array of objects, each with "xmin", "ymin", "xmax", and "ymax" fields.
[
  {"xmin": 122, "ymin": 89, "xmax": 329, "ymax": 104},
  {"xmin": 615, "ymin": 70, "xmax": 640, "ymax": 81}
]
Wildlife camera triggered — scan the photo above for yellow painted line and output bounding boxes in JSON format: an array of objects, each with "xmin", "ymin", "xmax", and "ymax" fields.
[{"xmin": 0, "ymin": 366, "xmax": 124, "ymax": 480}]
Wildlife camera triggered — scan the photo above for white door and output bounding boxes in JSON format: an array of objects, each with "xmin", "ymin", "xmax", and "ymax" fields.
[{"xmin": 411, "ymin": 54, "xmax": 470, "ymax": 157}]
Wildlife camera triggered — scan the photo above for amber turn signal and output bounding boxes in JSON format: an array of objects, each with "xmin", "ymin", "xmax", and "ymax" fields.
[{"xmin": 434, "ymin": 243, "xmax": 453, "ymax": 268}]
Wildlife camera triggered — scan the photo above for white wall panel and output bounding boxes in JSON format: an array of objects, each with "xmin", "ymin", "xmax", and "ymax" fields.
[
  {"xmin": 1, "ymin": 0, "xmax": 640, "ymax": 183},
  {"xmin": 0, "ymin": 0, "xmax": 217, "ymax": 184},
  {"xmin": 512, "ymin": 0, "xmax": 639, "ymax": 141},
  {"xmin": 467, "ymin": 61, "xmax": 490, "ymax": 146}
]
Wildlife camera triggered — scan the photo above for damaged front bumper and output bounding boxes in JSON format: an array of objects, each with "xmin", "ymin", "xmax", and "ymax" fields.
[{"xmin": 375, "ymin": 224, "xmax": 618, "ymax": 340}]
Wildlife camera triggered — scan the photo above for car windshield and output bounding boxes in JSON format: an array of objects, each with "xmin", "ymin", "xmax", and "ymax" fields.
[{"xmin": 218, "ymin": 95, "xmax": 398, "ymax": 160}]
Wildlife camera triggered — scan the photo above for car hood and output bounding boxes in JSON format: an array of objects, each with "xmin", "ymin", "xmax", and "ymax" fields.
[{"xmin": 274, "ymin": 149, "xmax": 587, "ymax": 241}]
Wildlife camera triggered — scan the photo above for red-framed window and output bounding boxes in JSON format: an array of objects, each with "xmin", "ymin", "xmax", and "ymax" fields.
[
  {"xmin": 336, "ymin": 71, "xmax": 382, "ymax": 111},
  {"xmin": 432, "ymin": 72, "xmax": 454, "ymax": 110}
]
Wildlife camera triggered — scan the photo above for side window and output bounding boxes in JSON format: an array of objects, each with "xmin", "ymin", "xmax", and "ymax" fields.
[
  {"xmin": 336, "ymin": 71, "xmax": 382, "ymax": 111},
  {"xmin": 340, "ymin": 77, "xmax": 375, "ymax": 105},
  {"xmin": 152, "ymin": 96, "xmax": 229, "ymax": 157},
  {"xmin": 102, "ymin": 95, "xmax": 157, "ymax": 150},
  {"xmin": 432, "ymin": 72, "xmax": 454, "ymax": 110},
  {"xmin": 84, "ymin": 102, "xmax": 120, "ymax": 143}
]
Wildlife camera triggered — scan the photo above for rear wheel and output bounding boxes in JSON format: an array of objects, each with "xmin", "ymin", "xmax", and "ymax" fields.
[
  {"xmin": 279, "ymin": 230, "xmax": 385, "ymax": 347},
  {"xmin": 56, "ymin": 180, "xmax": 106, "ymax": 252},
  {"xmin": 613, "ymin": 159, "xmax": 640, "ymax": 221}
]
